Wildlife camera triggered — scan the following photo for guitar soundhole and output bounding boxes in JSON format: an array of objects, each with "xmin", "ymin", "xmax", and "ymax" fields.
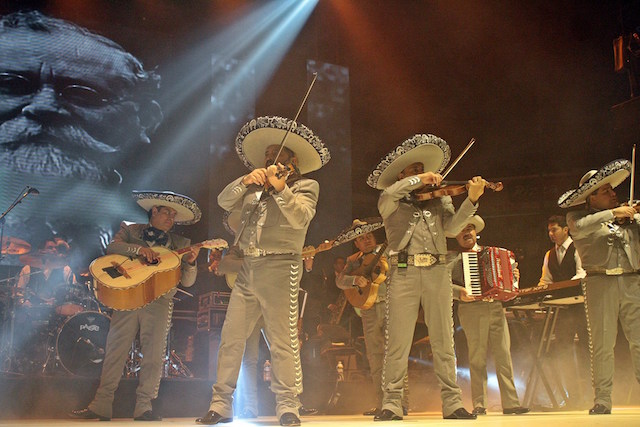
[{"xmin": 103, "ymin": 266, "xmax": 122, "ymax": 279}]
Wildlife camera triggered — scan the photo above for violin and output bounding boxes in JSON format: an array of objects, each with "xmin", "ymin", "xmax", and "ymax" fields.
[
  {"xmin": 263, "ymin": 161, "xmax": 301, "ymax": 193},
  {"xmin": 412, "ymin": 179, "xmax": 504, "ymax": 201}
]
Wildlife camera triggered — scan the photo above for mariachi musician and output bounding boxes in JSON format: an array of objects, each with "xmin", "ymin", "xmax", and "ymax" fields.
[
  {"xmin": 448, "ymin": 215, "xmax": 529, "ymax": 416},
  {"xmin": 335, "ymin": 219, "xmax": 409, "ymax": 417},
  {"xmin": 366, "ymin": 133, "xmax": 485, "ymax": 420},
  {"xmin": 71, "ymin": 191, "xmax": 201, "ymax": 421},
  {"xmin": 558, "ymin": 159, "xmax": 640, "ymax": 415},
  {"xmin": 197, "ymin": 116, "xmax": 330, "ymax": 427}
]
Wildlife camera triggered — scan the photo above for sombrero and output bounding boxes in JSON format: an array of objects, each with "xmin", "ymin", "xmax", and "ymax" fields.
[
  {"xmin": 366, "ymin": 134, "xmax": 451, "ymax": 189},
  {"xmin": 557, "ymin": 159, "xmax": 631, "ymax": 208},
  {"xmin": 446, "ymin": 215, "xmax": 485, "ymax": 238},
  {"xmin": 132, "ymin": 191, "xmax": 201, "ymax": 225},
  {"xmin": 332, "ymin": 218, "xmax": 385, "ymax": 247},
  {"xmin": 235, "ymin": 116, "xmax": 330, "ymax": 175}
]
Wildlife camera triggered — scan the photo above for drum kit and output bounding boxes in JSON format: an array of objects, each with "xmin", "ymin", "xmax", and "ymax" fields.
[
  {"xmin": 0, "ymin": 236, "xmax": 109, "ymax": 377},
  {"xmin": 1, "ymin": 235, "xmax": 195, "ymax": 379}
]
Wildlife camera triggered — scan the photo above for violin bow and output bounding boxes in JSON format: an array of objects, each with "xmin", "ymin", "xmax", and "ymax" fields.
[
  {"xmin": 441, "ymin": 138, "xmax": 476, "ymax": 180},
  {"xmin": 273, "ymin": 72, "xmax": 319, "ymax": 163},
  {"xmin": 630, "ymin": 144, "xmax": 636, "ymax": 205}
]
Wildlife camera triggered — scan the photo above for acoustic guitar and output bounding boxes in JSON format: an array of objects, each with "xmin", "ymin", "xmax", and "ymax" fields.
[
  {"xmin": 343, "ymin": 243, "xmax": 389, "ymax": 310},
  {"xmin": 90, "ymin": 239, "xmax": 228, "ymax": 310}
]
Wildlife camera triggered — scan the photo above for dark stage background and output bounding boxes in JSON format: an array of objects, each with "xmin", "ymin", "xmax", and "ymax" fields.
[{"xmin": 0, "ymin": 0, "xmax": 639, "ymax": 406}]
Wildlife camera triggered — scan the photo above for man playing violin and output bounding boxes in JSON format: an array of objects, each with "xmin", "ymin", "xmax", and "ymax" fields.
[
  {"xmin": 366, "ymin": 133, "xmax": 485, "ymax": 421},
  {"xmin": 559, "ymin": 159, "xmax": 640, "ymax": 415},
  {"xmin": 197, "ymin": 116, "xmax": 329, "ymax": 426}
]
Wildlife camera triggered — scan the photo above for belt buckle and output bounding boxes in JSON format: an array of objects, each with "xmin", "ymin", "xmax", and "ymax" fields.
[
  {"xmin": 414, "ymin": 253, "xmax": 436, "ymax": 267},
  {"xmin": 605, "ymin": 267, "xmax": 624, "ymax": 276},
  {"xmin": 244, "ymin": 247, "xmax": 260, "ymax": 257}
]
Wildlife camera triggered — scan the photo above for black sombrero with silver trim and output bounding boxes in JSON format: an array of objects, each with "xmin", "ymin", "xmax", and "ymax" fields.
[
  {"xmin": 235, "ymin": 116, "xmax": 330, "ymax": 175},
  {"xmin": 132, "ymin": 190, "xmax": 201, "ymax": 225},
  {"xmin": 367, "ymin": 134, "xmax": 451, "ymax": 190},
  {"xmin": 557, "ymin": 159, "xmax": 631, "ymax": 208},
  {"xmin": 332, "ymin": 218, "xmax": 385, "ymax": 247}
]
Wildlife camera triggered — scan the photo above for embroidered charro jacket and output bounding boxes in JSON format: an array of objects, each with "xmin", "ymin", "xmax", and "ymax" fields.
[
  {"xmin": 217, "ymin": 176, "xmax": 319, "ymax": 254},
  {"xmin": 567, "ymin": 209, "xmax": 640, "ymax": 271},
  {"xmin": 378, "ymin": 175, "xmax": 478, "ymax": 254}
]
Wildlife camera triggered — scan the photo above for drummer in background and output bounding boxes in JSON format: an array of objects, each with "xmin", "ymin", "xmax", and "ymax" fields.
[
  {"xmin": 448, "ymin": 216, "xmax": 528, "ymax": 416},
  {"xmin": 16, "ymin": 236, "xmax": 75, "ymax": 309}
]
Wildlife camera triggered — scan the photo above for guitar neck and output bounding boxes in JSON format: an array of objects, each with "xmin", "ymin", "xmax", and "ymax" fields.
[{"xmin": 302, "ymin": 240, "xmax": 335, "ymax": 258}]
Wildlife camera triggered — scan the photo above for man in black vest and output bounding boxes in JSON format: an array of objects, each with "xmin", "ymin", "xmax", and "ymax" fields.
[{"xmin": 537, "ymin": 215, "xmax": 588, "ymax": 409}]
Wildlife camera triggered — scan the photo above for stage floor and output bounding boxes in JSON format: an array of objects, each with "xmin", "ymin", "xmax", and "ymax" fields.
[{"xmin": 1, "ymin": 409, "xmax": 640, "ymax": 427}]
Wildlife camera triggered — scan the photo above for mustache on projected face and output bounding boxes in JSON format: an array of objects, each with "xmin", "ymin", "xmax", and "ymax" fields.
[{"xmin": 0, "ymin": 117, "xmax": 122, "ymax": 183}]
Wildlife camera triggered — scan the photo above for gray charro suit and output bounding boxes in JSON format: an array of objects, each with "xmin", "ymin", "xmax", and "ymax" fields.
[
  {"xmin": 449, "ymin": 247, "xmax": 521, "ymax": 410},
  {"xmin": 337, "ymin": 245, "xmax": 409, "ymax": 411},
  {"xmin": 208, "ymin": 176, "xmax": 318, "ymax": 419},
  {"xmin": 89, "ymin": 222, "xmax": 197, "ymax": 419},
  {"xmin": 378, "ymin": 175, "xmax": 477, "ymax": 417},
  {"xmin": 567, "ymin": 208, "xmax": 640, "ymax": 410}
]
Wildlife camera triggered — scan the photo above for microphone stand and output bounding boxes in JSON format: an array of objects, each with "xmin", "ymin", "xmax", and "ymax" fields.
[
  {"xmin": 0, "ymin": 187, "xmax": 37, "ymax": 263},
  {"xmin": 0, "ymin": 187, "xmax": 37, "ymax": 374}
]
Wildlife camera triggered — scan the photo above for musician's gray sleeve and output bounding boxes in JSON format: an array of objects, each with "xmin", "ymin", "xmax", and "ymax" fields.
[
  {"xmin": 107, "ymin": 222, "xmax": 144, "ymax": 256},
  {"xmin": 180, "ymin": 238, "xmax": 197, "ymax": 288},
  {"xmin": 442, "ymin": 196, "xmax": 478, "ymax": 237},
  {"xmin": 217, "ymin": 176, "xmax": 248, "ymax": 212}
]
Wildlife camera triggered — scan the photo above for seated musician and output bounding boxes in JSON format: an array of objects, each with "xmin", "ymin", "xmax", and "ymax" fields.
[
  {"xmin": 537, "ymin": 214, "xmax": 589, "ymax": 409},
  {"xmin": 558, "ymin": 159, "xmax": 640, "ymax": 415},
  {"xmin": 448, "ymin": 215, "xmax": 529, "ymax": 416},
  {"xmin": 17, "ymin": 236, "xmax": 75, "ymax": 309},
  {"xmin": 335, "ymin": 220, "xmax": 409, "ymax": 417},
  {"xmin": 71, "ymin": 190, "xmax": 200, "ymax": 421}
]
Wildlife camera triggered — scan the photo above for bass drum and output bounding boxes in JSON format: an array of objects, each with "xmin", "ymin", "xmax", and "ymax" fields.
[{"xmin": 56, "ymin": 311, "xmax": 110, "ymax": 377}]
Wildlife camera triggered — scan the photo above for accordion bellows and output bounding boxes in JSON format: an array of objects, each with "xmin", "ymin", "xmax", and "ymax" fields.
[{"xmin": 461, "ymin": 247, "xmax": 519, "ymax": 302}]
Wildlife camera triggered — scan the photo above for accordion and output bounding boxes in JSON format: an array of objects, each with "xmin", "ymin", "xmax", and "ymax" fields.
[{"xmin": 461, "ymin": 246, "xmax": 519, "ymax": 302}]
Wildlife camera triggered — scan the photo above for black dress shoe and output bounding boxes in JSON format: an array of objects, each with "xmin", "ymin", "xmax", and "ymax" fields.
[
  {"xmin": 472, "ymin": 407, "xmax": 487, "ymax": 415},
  {"xmin": 279, "ymin": 412, "xmax": 301, "ymax": 426},
  {"xmin": 363, "ymin": 407, "xmax": 380, "ymax": 416},
  {"xmin": 503, "ymin": 406, "xmax": 529, "ymax": 415},
  {"xmin": 195, "ymin": 410, "xmax": 233, "ymax": 424},
  {"xmin": 443, "ymin": 407, "xmax": 477, "ymax": 419},
  {"xmin": 589, "ymin": 404, "xmax": 611, "ymax": 415},
  {"xmin": 134, "ymin": 410, "xmax": 162, "ymax": 421},
  {"xmin": 69, "ymin": 408, "xmax": 110, "ymax": 421},
  {"xmin": 299, "ymin": 406, "xmax": 318, "ymax": 416},
  {"xmin": 374, "ymin": 409, "xmax": 403, "ymax": 421}
]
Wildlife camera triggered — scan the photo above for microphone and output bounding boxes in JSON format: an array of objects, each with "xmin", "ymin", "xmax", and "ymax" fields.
[{"xmin": 26, "ymin": 186, "xmax": 39, "ymax": 195}]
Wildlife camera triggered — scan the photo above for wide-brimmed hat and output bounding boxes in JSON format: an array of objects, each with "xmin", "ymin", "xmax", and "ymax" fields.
[
  {"xmin": 367, "ymin": 134, "xmax": 451, "ymax": 189},
  {"xmin": 235, "ymin": 116, "xmax": 330, "ymax": 175},
  {"xmin": 446, "ymin": 215, "xmax": 485, "ymax": 238},
  {"xmin": 332, "ymin": 218, "xmax": 385, "ymax": 247},
  {"xmin": 557, "ymin": 159, "xmax": 631, "ymax": 208},
  {"xmin": 132, "ymin": 191, "xmax": 201, "ymax": 225}
]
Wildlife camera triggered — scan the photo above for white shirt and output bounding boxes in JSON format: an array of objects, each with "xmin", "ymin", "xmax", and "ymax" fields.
[{"xmin": 537, "ymin": 236, "xmax": 586, "ymax": 286}]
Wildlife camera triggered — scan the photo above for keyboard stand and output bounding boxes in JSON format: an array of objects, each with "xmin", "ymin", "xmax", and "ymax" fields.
[{"xmin": 521, "ymin": 303, "xmax": 570, "ymax": 409}]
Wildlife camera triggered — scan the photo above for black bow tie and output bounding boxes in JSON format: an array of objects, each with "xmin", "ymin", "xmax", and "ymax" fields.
[{"xmin": 143, "ymin": 226, "xmax": 169, "ymax": 246}]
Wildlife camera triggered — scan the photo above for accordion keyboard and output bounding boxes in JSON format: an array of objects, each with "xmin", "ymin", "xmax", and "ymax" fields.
[{"xmin": 461, "ymin": 252, "xmax": 482, "ymax": 297}]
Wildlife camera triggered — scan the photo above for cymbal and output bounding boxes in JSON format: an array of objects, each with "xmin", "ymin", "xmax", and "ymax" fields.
[{"xmin": 1, "ymin": 236, "xmax": 31, "ymax": 255}]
